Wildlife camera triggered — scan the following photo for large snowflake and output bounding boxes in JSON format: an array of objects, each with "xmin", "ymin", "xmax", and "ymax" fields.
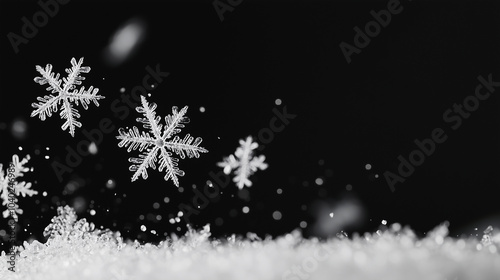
[
  {"xmin": 218, "ymin": 136, "xmax": 268, "ymax": 189},
  {"xmin": 31, "ymin": 57, "xmax": 104, "ymax": 137},
  {"xmin": 116, "ymin": 95, "xmax": 208, "ymax": 187},
  {"xmin": 0, "ymin": 155, "xmax": 38, "ymax": 220}
]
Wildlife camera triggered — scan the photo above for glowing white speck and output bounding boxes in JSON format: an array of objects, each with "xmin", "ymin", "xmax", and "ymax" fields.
[
  {"xmin": 169, "ymin": 218, "xmax": 175, "ymax": 224},
  {"xmin": 88, "ymin": 142, "xmax": 98, "ymax": 155},
  {"xmin": 120, "ymin": 87, "xmax": 126, "ymax": 93},
  {"xmin": 18, "ymin": 146, "xmax": 23, "ymax": 151},
  {"xmin": 275, "ymin": 99, "xmax": 282, "ymax": 106},
  {"xmin": 315, "ymin": 178, "xmax": 324, "ymax": 186},
  {"xmin": 140, "ymin": 225, "xmax": 146, "ymax": 232},
  {"xmin": 177, "ymin": 211, "xmax": 183, "ymax": 217},
  {"xmin": 106, "ymin": 179, "xmax": 116, "ymax": 189},
  {"xmin": 375, "ymin": 174, "xmax": 379, "ymax": 178},
  {"xmin": 329, "ymin": 212, "xmax": 334, "ymax": 218},
  {"xmin": 277, "ymin": 188, "xmax": 283, "ymax": 194},
  {"xmin": 42, "ymin": 191, "xmax": 47, "ymax": 197},
  {"xmin": 90, "ymin": 209, "xmax": 96, "ymax": 216},
  {"xmin": 164, "ymin": 197, "xmax": 170, "ymax": 203},
  {"xmin": 151, "ymin": 230, "xmax": 156, "ymax": 234},
  {"xmin": 153, "ymin": 202, "xmax": 160, "ymax": 209},
  {"xmin": 44, "ymin": 155, "xmax": 50, "ymax": 159},
  {"xmin": 365, "ymin": 164, "xmax": 372, "ymax": 170},
  {"xmin": 300, "ymin": 221, "xmax": 307, "ymax": 228},
  {"xmin": 46, "ymin": 147, "xmax": 50, "ymax": 150},
  {"xmin": 175, "ymin": 217, "xmax": 180, "ymax": 222},
  {"xmin": 381, "ymin": 220, "xmax": 387, "ymax": 225},
  {"xmin": 200, "ymin": 106, "xmax": 206, "ymax": 113},
  {"xmin": 242, "ymin": 206, "xmax": 250, "ymax": 214}
]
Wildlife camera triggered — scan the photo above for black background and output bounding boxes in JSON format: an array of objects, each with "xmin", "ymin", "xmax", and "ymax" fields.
[{"xmin": 1, "ymin": 0, "xmax": 499, "ymax": 251}]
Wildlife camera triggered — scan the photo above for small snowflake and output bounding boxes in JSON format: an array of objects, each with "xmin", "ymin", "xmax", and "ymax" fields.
[
  {"xmin": 0, "ymin": 155, "xmax": 38, "ymax": 220},
  {"xmin": 116, "ymin": 95, "xmax": 208, "ymax": 187},
  {"xmin": 218, "ymin": 136, "xmax": 268, "ymax": 189},
  {"xmin": 31, "ymin": 57, "xmax": 104, "ymax": 136}
]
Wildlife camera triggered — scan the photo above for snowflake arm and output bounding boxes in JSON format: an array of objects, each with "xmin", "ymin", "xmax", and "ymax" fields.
[
  {"xmin": 31, "ymin": 57, "xmax": 104, "ymax": 137},
  {"xmin": 162, "ymin": 105, "xmax": 189, "ymax": 139},
  {"xmin": 218, "ymin": 136, "xmax": 268, "ymax": 189},
  {"xmin": 166, "ymin": 134, "xmax": 208, "ymax": 159},
  {"xmin": 128, "ymin": 147, "xmax": 159, "ymax": 182},
  {"xmin": 158, "ymin": 147, "xmax": 183, "ymax": 187},
  {"xmin": 137, "ymin": 95, "xmax": 163, "ymax": 139},
  {"xmin": 116, "ymin": 95, "xmax": 207, "ymax": 187},
  {"xmin": 62, "ymin": 57, "xmax": 90, "ymax": 91}
]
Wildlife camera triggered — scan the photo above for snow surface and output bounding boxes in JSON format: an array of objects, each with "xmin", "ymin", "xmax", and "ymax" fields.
[{"xmin": 1, "ymin": 220, "xmax": 499, "ymax": 280}]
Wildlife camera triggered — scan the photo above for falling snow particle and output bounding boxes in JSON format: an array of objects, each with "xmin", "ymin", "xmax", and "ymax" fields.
[
  {"xmin": 300, "ymin": 221, "xmax": 307, "ymax": 228},
  {"xmin": 272, "ymin": 211, "xmax": 282, "ymax": 220},
  {"xmin": 329, "ymin": 212, "xmax": 334, "ymax": 218},
  {"xmin": 90, "ymin": 209, "xmax": 96, "ymax": 216},
  {"xmin": 365, "ymin": 164, "xmax": 372, "ymax": 170},
  {"xmin": 106, "ymin": 179, "xmax": 116, "ymax": 189},
  {"xmin": 277, "ymin": 188, "xmax": 283, "ymax": 194},
  {"xmin": 315, "ymin": 178, "xmax": 324, "ymax": 186},
  {"xmin": 199, "ymin": 106, "xmax": 205, "ymax": 113},
  {"xmin": 88, "ymin": 142, "xmax": 98, "ymax": 155},
  {"xmin": 140, "ymin": 225, "xmax": 146, "ymax": 232},
  {"xmin": 242, "ymin": 206, "xmax": 249, "ymax": 214},
  {"xmin": 382, "ymin": 220, "xmax": 387, "ymax": 225}
]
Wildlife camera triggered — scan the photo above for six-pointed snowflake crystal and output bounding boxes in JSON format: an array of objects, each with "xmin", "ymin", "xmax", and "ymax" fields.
[
  {"xmin": 0, "ymin": 155, "xmax": 38, "ymax": 221},
  {"xmin": 218, "ymin": 136, "xmax": 268, "ymax": 189},
  {"xmin": 116, "ymin": 95, "xmax": 208, "ymax": 187},
  {"xmin": 31, "ymin": 57, "xmax": 104, "ymax": 136}
]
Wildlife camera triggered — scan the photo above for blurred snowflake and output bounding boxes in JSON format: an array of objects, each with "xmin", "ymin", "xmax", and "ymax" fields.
[
  {"xmin": 0, "ymin": 154, "xmax": 38, "ymax": 220},
  {"xmin": 218, "ymin": 136, "xmax": 268, "ymax": 189}
]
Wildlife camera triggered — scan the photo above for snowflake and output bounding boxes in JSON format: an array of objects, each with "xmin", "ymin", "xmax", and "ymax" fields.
[
  {"xmin": 31, "ymin": 57, "xmax": 104, "ymax": 137},
  {"xmin": 0, "ymin": 154, "xmax": 38, "ymax": 221},
  {"xmin": 116, "ymin": 95, "xmax": 208, "ymax": 187},
  {"xmin": 217, "ymin": 136, "xmax": 268, "ymax": 189}
]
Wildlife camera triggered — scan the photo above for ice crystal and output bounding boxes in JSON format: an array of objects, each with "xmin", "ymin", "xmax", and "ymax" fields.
[
  {"xmin": 43, "ymin": 205, "xmax": 117, "ymax": 243},
  {"xmin": 0, "ymin": 154, "xmax": 37, "ymax": 220},
  {"xmin": 116, "ymin": 95, "xmax": 208, "ymax": 186},
  {"xmin": 218, "ymin": 136, "xmax": 268, "ymax": 189},
  {"xmin": 31, "ymin": 57, "xmax": 104, "ymax": 136}
]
